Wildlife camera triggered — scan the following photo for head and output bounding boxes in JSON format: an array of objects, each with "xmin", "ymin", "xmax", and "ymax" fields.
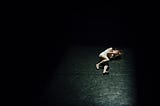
[
  {"xmin": 112, "ymin": 49, "xmax": 123, "ymax": 58},
  {"xmin": 112, "ymin": 50, "xmax": 119, "ymax": 54}
]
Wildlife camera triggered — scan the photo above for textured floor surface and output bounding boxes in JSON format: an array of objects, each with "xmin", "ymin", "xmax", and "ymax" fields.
[{"xmin": 43, "ymin": 45, "xmax": 137, "ymax": 106}]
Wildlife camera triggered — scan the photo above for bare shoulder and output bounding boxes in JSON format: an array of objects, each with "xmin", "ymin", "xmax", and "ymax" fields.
[
  {"xmin": 106, "ymin": 47, "xmax": 113, "ymax": 52},
  {"xmin": 106, "ymin": 47, "xmax": 113, "ymax": 50},
  {"xmin": 108, "ymin": 47, "xmax": 113, "ymax": 50},
  {"xmin": 103, "ymin": 47, "xmax": 112, "ymax": 51}
]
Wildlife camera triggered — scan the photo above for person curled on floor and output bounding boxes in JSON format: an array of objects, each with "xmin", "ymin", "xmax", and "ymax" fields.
[{"xmin": 96, "ymin": 47, "xmax": 122, "ymax": 75}]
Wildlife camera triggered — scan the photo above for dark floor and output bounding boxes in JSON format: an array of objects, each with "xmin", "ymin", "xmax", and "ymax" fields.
[{"xmin": 37, "ymin": 45, "xmax": 137, "ymax": 106}]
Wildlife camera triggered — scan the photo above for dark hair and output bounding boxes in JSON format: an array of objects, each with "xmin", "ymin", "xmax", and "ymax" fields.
[{"xmin": 114, "ymin": 49, "xmax": 123, "ymax": 59}]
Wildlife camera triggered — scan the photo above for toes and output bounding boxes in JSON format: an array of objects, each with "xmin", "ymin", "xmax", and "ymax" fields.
[{"xmin": 103, "ymin": 71, "xmax": 109, "ymax": 75}]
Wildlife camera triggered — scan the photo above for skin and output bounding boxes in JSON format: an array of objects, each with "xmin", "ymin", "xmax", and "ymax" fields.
[{"xmin": 96, "ymin": 49, "xmax": 121, "ymax": 74}]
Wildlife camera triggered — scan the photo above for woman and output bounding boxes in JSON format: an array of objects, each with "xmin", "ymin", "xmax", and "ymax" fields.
[{"xmin": 96, "ymin": 47, "xmax": 122, "ymax": 75}]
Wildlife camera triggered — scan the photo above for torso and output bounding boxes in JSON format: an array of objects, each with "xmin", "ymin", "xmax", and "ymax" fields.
[{"xmin": 99, "ymin": 47, "xmax": 113, "ymax": 59}]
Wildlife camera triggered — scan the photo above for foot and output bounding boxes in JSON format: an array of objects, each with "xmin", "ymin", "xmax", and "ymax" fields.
[
  {"xmin": 96, "ymin": 64, "xmax": 99, "ymax": 70},
  {"xmin": 102, "ymin": 71, "xmax": 109, "ymax": 75}
]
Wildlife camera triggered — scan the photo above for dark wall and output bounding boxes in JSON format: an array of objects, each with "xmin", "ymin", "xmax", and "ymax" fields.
[
  {"xmin": 3, "ymin": 3, "xmax": 152, "ymax": 106},
  {"xmin": 47, "ymin": 5, "xmax": 150, "ymax": 106},
  {"xmin": 63, "ymin": 7, "xmax": 137, "ymax": 47},
  {"xmin": 36, "ymin": 3, "xmax": 153, "ymax": 106}
]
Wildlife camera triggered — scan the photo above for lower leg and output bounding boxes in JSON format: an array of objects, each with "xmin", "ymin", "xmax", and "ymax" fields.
[
  {"xmin": 103, "ymin": 65, "xmax": 109, "ymax": 74},
  {"xmin": 96, "ymin": 59, "xmax": 108, "ymax": 70}
]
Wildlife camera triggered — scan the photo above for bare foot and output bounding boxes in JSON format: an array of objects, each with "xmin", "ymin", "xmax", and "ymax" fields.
[
  {"xmin": 96, "ymin": 64, "xmax": 99, "ymax": 70},
  {"xmin": 103, "ymin": 71, "xmax": 109, "ymax": 75}
]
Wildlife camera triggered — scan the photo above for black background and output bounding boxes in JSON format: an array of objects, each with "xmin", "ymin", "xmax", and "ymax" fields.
[{"xmin": 2, "ymin": 2, "xmax": 153, "ymax": 106}]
